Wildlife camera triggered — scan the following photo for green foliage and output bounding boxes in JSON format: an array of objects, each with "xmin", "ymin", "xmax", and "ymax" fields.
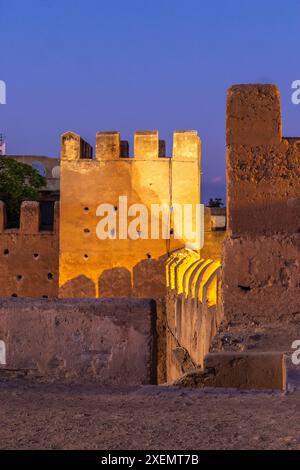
[
  {"xmin": 208, "ymin": 197, "xmax": 224, "ymax": 208},
  {"xmin": 0, "ymin": 157, "xmax": 46, "ymax": 227}
]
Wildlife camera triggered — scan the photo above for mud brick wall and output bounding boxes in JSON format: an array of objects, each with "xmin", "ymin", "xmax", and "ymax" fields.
[
  {"xmin": 0, "ymin": 298, "xmax": 156, "ymax": 385},
  {"xmin": 0, "ymin": 201, "xmax": 59, "ymax": 298},
  {"xmin": 223, "ymin": 84, "xmax": 300, "ymax": 322}
]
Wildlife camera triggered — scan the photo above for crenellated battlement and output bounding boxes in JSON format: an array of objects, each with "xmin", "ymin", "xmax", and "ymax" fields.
[
  {"xmin": 0, "ymin": 201, "xmax": 59, "ymax": 234},
  {"xmin": 59, "ymin": 129, "xmax": 201, "ymax": 298},
  {"xmin": 61, "ymin": 130, "xmax": 200, "ymax": 161},
  {"xmin": 61, "ymin": 132, "xmax": 93, "ymax": 161},
  {"xmin": 0, "ymin": 201, "xmax": 59, "ymax": 299},
  {"xmin": 0, "ymin": 128, "xmax": 201, "ymax": 300}
]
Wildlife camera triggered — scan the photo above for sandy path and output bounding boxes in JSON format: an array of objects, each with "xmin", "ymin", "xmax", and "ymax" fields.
[{"xmin": 0, "ymin": 381, "xmax": 299, "ymax": 450}]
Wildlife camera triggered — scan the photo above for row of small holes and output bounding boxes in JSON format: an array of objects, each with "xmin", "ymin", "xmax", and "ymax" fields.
[
  {"xmin": 83, "ymin": 206, "xmax": 117, "ymax": 213},
  {"xmin": 15, "ymin": 273, "xmax": 54, "ymax": 281},
  {"xmin": 84, "ymin": 208, "xmax": 90, "ymax": 238},
  {"xmin": 12, "ymin": 294, "xmax": 49, "ymax": 298},
  {"xmin": 4, "ymin": 249, "xmax": 40, "ymax": 259},
  {"xmin": 82, "ymin": 253, "xmax": 151, "ymax": 260},
  {"xmin": 5, "ymin": 202, "xmax": 157, "ymax": 266}
]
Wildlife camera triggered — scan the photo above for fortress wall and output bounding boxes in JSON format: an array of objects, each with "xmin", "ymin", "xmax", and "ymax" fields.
[
  {"xmin": 165, "ymin": 250, "xmax": 222, "ymax": 382},
  {"xmin": 0, "ymin": 298, "xmax": 156, "ymax": 385},
  {"xmin": 0, "ymin": 201, "xmax": 59, "ymax": 298},
  {"xmin": 59, "ymin": 130, "xmax": 201, "ymax": 299},
  {"xmin": 223, "ymin": 84, "xmax": 300, "ymax": 322}
]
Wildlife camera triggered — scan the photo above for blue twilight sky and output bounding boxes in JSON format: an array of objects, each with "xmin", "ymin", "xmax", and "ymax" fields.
[{"xmin": 1, "ymin": 0, "xmax": 300, "ymax": 203}]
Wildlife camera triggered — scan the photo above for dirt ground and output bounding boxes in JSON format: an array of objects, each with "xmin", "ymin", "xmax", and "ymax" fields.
[{"xmin": 0, "ymin": 381, "xmax": 300, "ymax": 450}]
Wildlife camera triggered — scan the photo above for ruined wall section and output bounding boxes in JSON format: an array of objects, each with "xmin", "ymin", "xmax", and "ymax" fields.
[
  {"xmin": 59, "ymin": 131, "xmax": 200, "ymax": 299},
  {"xmin": 223, "ymin": 84, "xmax": 300, "ymax": 322},
  {"xmin": 0, "ymin": 298, "xmax": 156, "ymax": 385},
  {"xmin": 0, "ymin": 201, "xmax": 59, "ymax": 298}
]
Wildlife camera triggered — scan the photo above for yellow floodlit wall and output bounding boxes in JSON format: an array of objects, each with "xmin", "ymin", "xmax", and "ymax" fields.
[
  {"xmin": 59, "ymin": 131, "xmax": 201, "ymax": 298},
  {"xmin": 166, "ymin": 249, "xmax": 220, "ymax": 306}
]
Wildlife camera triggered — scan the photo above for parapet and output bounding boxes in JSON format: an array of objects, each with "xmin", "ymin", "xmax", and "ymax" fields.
[
  {"xmin": 61, "ymin": 130, "xmax": 200, "ymax": 161},
  {"xmin": 96, "ymin": 132, "xmax": 121, "ymax": 160},
  {"xmin": 173, "ymin": 130, "xmax": 201, "ymax": 160},
  {"xmin": 134, "ymin": 131, "xmax": 159, "ymax": 159},
  {"xmin": 20, "ymin": 201, "xmax": 40, "ymax": 234},
  {"xmin": 226, "ymin": 84, "xmax": 282, "ymax": 146},
  {"xmin": 61, "ymin": 132, "xmax": 93, "ymax": 161},
  {"xmin": 0, "ymin": 201, "xmax": 59, "ymax": 234}
]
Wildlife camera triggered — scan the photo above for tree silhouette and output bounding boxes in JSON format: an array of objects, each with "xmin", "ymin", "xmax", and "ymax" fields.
[
  {"xmin": 208, "ymin": 197, "xmax": 224, "ymax": 208},
  {"xmin": 0, "ymin": 157, "xmax": 45, "ymax": 227}
]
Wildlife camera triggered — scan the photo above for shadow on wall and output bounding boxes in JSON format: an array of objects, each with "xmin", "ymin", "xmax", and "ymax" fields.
[
  {"xmin": 58, "ymin": 275, "xmax": 96, "ymax": 298},
  {"xmin": 59, "ymin": 254, "xmax": 169, "ymax": 299}
]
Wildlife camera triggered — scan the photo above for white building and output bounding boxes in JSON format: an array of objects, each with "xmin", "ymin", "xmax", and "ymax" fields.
[{"xmin": 0, "ymin": 134, "xmax": 6, "ymax": 155}]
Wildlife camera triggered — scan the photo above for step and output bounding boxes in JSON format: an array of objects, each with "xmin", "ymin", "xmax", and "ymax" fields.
[{"xmin": 174, "ymin": 351, "xmax": 286, "ymax": 390}]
